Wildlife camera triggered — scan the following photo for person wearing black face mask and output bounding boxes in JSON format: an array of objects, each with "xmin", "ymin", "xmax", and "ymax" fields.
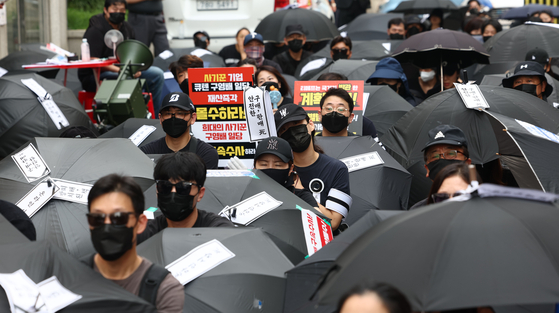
[
  {"xmin": 274, "ymin": 104, "xmax": 352, "ymax": 231},
  {"xmin": 169, "ymin": 55, "xmax": 204, "ymax": 95},
  {"xmin": 272, "ymin": 24, "xmax": 314, "ymax": 76},
  {"xmin": 137, "ymin": 152, "xmax": 234, "ymax": 244},
  {"xmin": 330, "ymin": 35, "xmax": 353, "ymax": 61},
  {"xmin": 408, "ymin": 125, "xmax": 472, "ymax": 210},
  {"xmin": 387, "ymin": 18, "xmax": 406, "ymax": 40},
  {"xmin": 366, "ymin": 57, "xmax": 419, "ymax": 106},
  {"xmin": 502, "ymin": 61, "xmax": 552, "ymax": 102},
  {"xmin": 85, "ymin": 174, "xmax": 184, "ymax": 311},
  {"xmin": 140, "ymin": 92, "xmax": 219, "ymax": 169},
  {"xmin": 253, "ymin": 137, "xmax": 318, "ymax": 208},
  {"xmin": 404, "ymin": 16, "xmax": 424, "ymax": 39},
  {"xmin": 193, "ymin": 30, "xmax": 211, "ymax": 51},
  {"xmin": 317, "ymin": 88, "xmax": 355, "ymax": 137}
]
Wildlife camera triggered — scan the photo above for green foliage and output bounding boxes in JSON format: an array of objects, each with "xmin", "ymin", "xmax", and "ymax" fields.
[
  {"xmin": 68, "ymin": 0, "xmax": 104, "ymax": 11},
  {"xmin": 67, "ymin": 7, "xmax": 99, "ymax": 29}
]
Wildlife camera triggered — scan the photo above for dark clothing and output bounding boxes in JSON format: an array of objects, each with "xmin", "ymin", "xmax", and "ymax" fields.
[
  {"xmin": 263, "ymin": 59, "xmax": 284, "ymax": 74},
  {"xmin": 137, "ymin": 209, "xmax": 235, "ymax": 244},
  {"xmin": 362, "ymin": 116, "xmax": 378, "ymax": 138},
  {"xmin": 127, "ymin": 1, "xmax": 163, "ymax": 13},
  {"xmin": 410, "ymin": 81, "xmax": 441, "ymax": 104},
  {"xmin": 337, "ymin": 0, "xmax": 370, "ymax": 27},
  {"xmin": 293, "ymin": 188, "xmax": 319, "ymax": 207},
  {"xmin": 140, "ymin": 136, "xmax": 219, "ymax": 169},
  {"xmin": 264, "ymin": 42, "xmax": 289, "ymax": 61},
  {"xmin": 219, "ymin": 44, "xmax": 242, "ymax": 67},
  {"xmin": 272, "ymin": 50, "xmax": 314, "ymax": 76},
  {"xmin": 128, "ymin": 12, "xmax": 169, "ymax": 57},
  {"xmin": 281, "ymin": 96, "xmax": 294, "ymax": 105},
  {"xmin": 409, "ymin": 198, "xmax": 428, "ymax": 210},
  {"xmin": 0, "ymin": 199, "xmax": 36, "ymax": 241},
  {"xmin": 78, "ymin": 14, "xmax": 135, "ymax": 90}
]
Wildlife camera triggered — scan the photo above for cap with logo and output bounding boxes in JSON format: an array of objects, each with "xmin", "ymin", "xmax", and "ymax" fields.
[
  {"xmin": 525, "ymin": 48, "xmax": 549, "ymax": 66},
  {"xmin": 254, "ymin": 137, "xmax": 293, "ymax": 163},
  {"xmin": 244, "ymin": 33, "xmax": 264, "ymax": 46},
  {"xmin": 285, "ymin": 24, "xmax": 305, "ymax": 37},
  {"xmin": 422, "ymin": 124, "xmax": 468, "ymax": 151},
  {"xmin": 274, "ymin": 103, "xmax": 309, "ymax": 131},
  {"xmin": 160, "ymin": 92, "xmax": 195, "ymax": 112},
  {"xmin": 502, "ymin": 61, "xmax": 552, "ymax": 97}
]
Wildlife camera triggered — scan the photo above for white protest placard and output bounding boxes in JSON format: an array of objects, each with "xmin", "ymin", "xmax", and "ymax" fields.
[
  {"xmin": 301, "ymin": 209, "xmax": 333, "ymax": 256},
  {"xmin": 158, "ymin": 50, "xmax": 174, "ymax": 60},
  {"xmin": 129, "ymin": 125, "xmax": 157, "ymax": 146},
  {"xmin": 454, "ymin": 83, "xmax": 490, "ymax": 110},
  {"xmin": 0, "ymin": 269, "xmax": 47, "ymax": 313},
  {"xmin": 16, "ymin": 177, "xmax": 59, "ymax": 217},
  {"xmin": 206, "ymin": 170, "xmax": 256, "ymax": 177},
  {"xmin": 300, "ymin": 58, "xmax": 327, "ymax": 77},
  {"xmin": 340, "ymin": 151, "xmax": 384, "ymax": 173},
  {"xmin": 37, "ymin": 276, "xmax": 82, "ymax": 312},
  {"xmin": 243, "ymin": 87, "xmax": 277, "ymax": 142},
  {"xmin": 52, "ymin": 179, "xmax": 92, "ymax": 205},
  {"xmin": 166, "ymin": 239, "xmax": 235, "ymax": 285},
  {"xmin": 218, "ymin": 191, "xmax": 282, "ymax": 225},
  {"xmin": 0, "ymin": 66, "xmax": 7, "ymax": 77},
  {"xmin": 11, "ymin": 143, "xmax": 51, "ymax": 182},
  {"xmin": 516, "ymin": 119, "xmax": 559, "ymax": 144},
  {"xmin": 21, "ymin": 78, "xmax": 70, "ymax": 130}
]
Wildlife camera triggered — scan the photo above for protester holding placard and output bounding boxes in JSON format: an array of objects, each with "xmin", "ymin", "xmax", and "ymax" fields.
[
  {"xmin": 138, "ymin": 152, "xmax": 234, "ymax": 243},
  {"xmin": 140, "ymin": 92, "xmax": 219, "ymax": 169},
  {"xmin": 85, "ymin": 174, "xmax": 184, "ymax": 312},
  {"xmin": 275, "ymin": 104, "xmax": 352, "ymax": 231}
]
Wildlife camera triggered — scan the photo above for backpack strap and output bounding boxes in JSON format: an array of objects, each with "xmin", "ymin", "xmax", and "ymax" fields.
[
  {"xmin": 138, "ymin": 263, "xmax": 171, "ymax": 305},
  {"xmin": 189, "ymin": 136, "xmax": 198, "ymax": 154}
]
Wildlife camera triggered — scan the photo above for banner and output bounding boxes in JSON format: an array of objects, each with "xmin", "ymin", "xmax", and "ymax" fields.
[
  {"xmin": 301, "ymin": 208, "xmax": 333, "ymax": 256},
  {"xmin": 293, "ymin": 80, "xmax": 364, "ymax": 135}
]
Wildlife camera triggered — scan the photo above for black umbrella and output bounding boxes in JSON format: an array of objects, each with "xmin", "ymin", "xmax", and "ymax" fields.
[
  {"xmin": 0, "ymin": 213, "xmax": 30, "ymax": 244},
  {"xmin": 255, "ymin": 8, "xmax": 339, "ymax": 42},
  {"xmin": 362, "ymin": 85, "xmax": 413, "ymax": 137},
  {"xmin": 313, "ymin": 40, "xmax": 393, "ymax": 60},
  {"xmin": 501, "ymin": 4, "xmax": 559, "ymax": 19},
  {"xmin": 284, "ymin": 210, "xmax": 403, "ymax": 313},
  {"xmin": 391, "ymin": 0, "xmax": 458, "ymax": 14},
  {"xmin": 484, "ymin": 23, "xmax": 559, "ymax": 64},
  {"xmin": 315, "ymin": 185, "xmax": 559, "ymax": 311},
  {"xmin": 0, "ymin": 138, "xmax": 154, "ymax": 258},
  {"xmin": 153, "ymin": 47, "xmax": 225, "ymax": 71},
  {"xmin": 309, "ymin": 59, "xmax": 379, "ymax": 81},
  {"xmin": 0, "ymin": 73, "xmax": 98, "ymax": 158},
  {"xmin": 137, "ymin": 227, "xmax": 293, "ymax": 313},
  {"xmin": 380, "ymin": 86, "xmax": 559, "ymax": 205},
  {"xmin": 314, "ymin": 136, "xmax": 411, "ymax": 225},
  {"xmin": 468, "ymin": 61, "xmax": 517, "ymax": 85},
  {"xmin": 100, "ymin": 118, "xmax": 164, "ymax": 147},
  {"xmin": 0, "ymin": 241, "xmax": 157, "ymax": 312},
  {"xmin": 0, "ymin": 49, "xmax": 59, "ymax": 78},
  {"xmin": 339, "ymin": 13, "xmax": 404, "ymax": 40}
]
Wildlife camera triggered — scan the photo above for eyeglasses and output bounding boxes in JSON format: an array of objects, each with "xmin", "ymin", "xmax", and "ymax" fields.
[
  {"xmin": 155, "ymin": 180, "xmax": 201, "ymax": 196},
  {"xmin": 86, "ymin": 212, "xmax": 134, "ymax": 227},
  {"xmin": 331, "ymin": 48, "xmax": 349, "ymax": 54},
  {"xmin": 161, "ymin": 111, "xmax": 190, "ymax": 119},
  {"xmin": 323, "ymin": 106, "xmax": 348, "ymax": 114},
  {"xmin": 428, "ymin": 150, "xmax": 465, "ymax": 162},
  {"xmin": 431, "ymin": 192, "xmax": 465, "ymax": 203}
]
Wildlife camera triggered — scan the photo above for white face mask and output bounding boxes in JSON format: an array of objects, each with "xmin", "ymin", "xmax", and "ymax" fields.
[{"xmin": 420, "ymin": 70, "xmax": 436, "ymax": 82}]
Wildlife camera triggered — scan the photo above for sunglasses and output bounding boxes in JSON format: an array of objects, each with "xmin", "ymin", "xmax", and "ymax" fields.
[
  {"xmin": 431, "ymin": 192, "xmax": 464, "ymax": 203},
  {"xmin": 86, "ymin": 212, "xmax": 134, "ymax": 227},
  {"xmin": 155, "ymin": 180, "xmax": 201, "ymax": 196},
  {"xmin": 331, "ymin": 48, "xmax": 349, "ymax": 54}
]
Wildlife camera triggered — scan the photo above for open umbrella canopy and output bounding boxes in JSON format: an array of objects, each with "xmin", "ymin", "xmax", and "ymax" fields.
[
  {"xmin": 484, "ymin": 23, "xmax": 559, "ymax": 64},
  {"xmin": 99, "ymin": 118, "xmax": 165, "ymax": 147},
  {"xmin": 137, "ymin": 227, "xmax": 293, "ymax": 313},
  {"xmin": 362, "ymin": 85, "xmax": 413, "ymax": 137},
  {"xmin": 153, "ymin": 47, "xmax": 225, "ymax": 70},
  {"xmin": 255, "ymin": 8, "xmax": 339, "ymax": 42},
  {"xmin": 0, "ymin": 49, "xmax": 58, "ymax": 78},
  {"xmin": 0, "ymin": 241, "xmax": 157, "ymax": 313},
  {"xmin": 392, "ymin": 29, "xmax": 490, "ymax": 68},
  {"xmin": 0, "ymin": 73, "xmax": 98, "ymax": 158},
  {"xmin": 0, "ymin": 213, "xmax": 31, "ymax": 245},
  {"xmin": 340, "ymin": 13, "xmax": 403, "ymax": 40},
  {"xmin": 309, "ymin": 59, "xmax": 379, "ymax": 81},
  {"xmin": 501, "ymin": 4, "xmax": 559, "ymax": 19},
  {"xmin": 316, "ymin": 185, "xmax": 559, "ymax": 311},
  {"xmin": 391, "ymin": 0, "xmax": 458, "ymax": 14}
]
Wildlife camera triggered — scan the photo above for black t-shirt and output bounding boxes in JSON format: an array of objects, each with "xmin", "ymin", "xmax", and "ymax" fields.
[
  {"xmin": 295, "ymin": 154, "xmax": 351, "ymax": 217},
  {"xmin": 409, "ymin": 81, "xmax": 441, "ymax": 104},
  {"xmin": 128, "ymin": 1, "xmax": 163, "ymax": 13},
  {"xmin": 264, "ymin": 42, "xmax": 289, "ymax": 61},
  {"xmin": 140, "ymin": 136, "xmax": 219, "ymax": 169},
  {"xmin": 219, "ymin": 44, "xmax": 242, "ymax": 67},
  {"xmin": 137, "ymin": 209, "xmax": 235, "ymax": 244},
  {"xmin": 272, "ymin": 50, "xmax": 314, "ymax": 76}
]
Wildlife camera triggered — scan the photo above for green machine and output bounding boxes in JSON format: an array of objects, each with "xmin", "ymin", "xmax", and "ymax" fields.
[{"xmin": 93, "ymin": 39, "xmax": 154, "ymax": 127}]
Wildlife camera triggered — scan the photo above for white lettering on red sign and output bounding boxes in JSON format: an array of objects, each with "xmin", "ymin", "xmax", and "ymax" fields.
[{"xmin": 301, "ymin": 208, "xmax": 333, "ymax": 256}]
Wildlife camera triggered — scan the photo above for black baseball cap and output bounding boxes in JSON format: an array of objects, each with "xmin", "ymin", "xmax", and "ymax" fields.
[
  {"xmin": 254, "ymin": 137, "xmax": 293, "ymax": 163},
  {"xmin": 160, "ymin": 92, "xmax": 195, "ymax": 112},
  {"xmin": 525, "ymin": 48, "xmax": 549, "ymax": 65},
  {"xmin": 274, "ymin": 103, "xmax": 308, "ymax": 131},
  {"xmin": 194, "ymin": 30, "xmax": 210, "ymax": 41},
  {"xmin": 501, "ymin": 61, "xmax": 552, "ymax": 97},
  {"xmin": 285, "ymin": 24, "xmax": 305, "ymax": 37},
  {"xmin": 422, "ymin": 124, "xmax": 468, "ymax": 151}
]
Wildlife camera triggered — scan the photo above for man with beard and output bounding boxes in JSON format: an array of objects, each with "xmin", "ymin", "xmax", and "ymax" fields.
[
  {"xmin": 137, "ymin": 152, "xmax": 234, "ymax": 243},
  {"xmin": 366, "ymin": 58, "xmax": 419, "ymax": 106},
  {"xmin": 272, "ymin": 25, "xmax": 314, "ymax": 76},
  {"xmin": 85, "ymin": 174, "xmax": 184, "ymax": 312},
  {"xmin": 140, "ymin": 92, "xmax": 218, "ymax": 169}
]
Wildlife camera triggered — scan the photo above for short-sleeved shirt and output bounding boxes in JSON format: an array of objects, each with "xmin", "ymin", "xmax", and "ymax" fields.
[
  {"xmin": 137, "ymin": 209, "xmax": 235, "ymax": 244},
  {"xmin": 295, "ymin": 153, "xmax": 351, "ymax": 217},
  {"xmin": 94, "ymin": 257, "xmax": 184, "ymax": 313},
  {"xmin": 272, "ymin": 50, "xmax": 314, "ymax": 76},
  {"xmin": 140, "ymin": 136, "xmax": 219, "ymax": 169}
]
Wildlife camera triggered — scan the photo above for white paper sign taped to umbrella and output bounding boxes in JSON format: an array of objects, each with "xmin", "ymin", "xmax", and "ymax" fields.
[
  {"xmin": 166, "ymin": 239, "xmax": 235, "ymax": 285},
  {"xmin": 301, "ymin": 208, "xmax": 333, "ymax": 256},
  {"xmin": 129, "ymin": 125, "xmax": 157, "ymax": 146},
  {"xmin": 52, "ymin": 179, "xmax": 92, "ymax": 205},
  {"xmin": 21, "ymin": 78, "xmax": 70, "ymax": 130},
  {"xmin": 516, "ymin": 119, "xmax": 559, "ymax": 144},
  {"xmin": 206, "ymin": 170, "xmax": 257, "ymax": 177},
  {"xmin": 218, "ymin": 191, "xmax": 282, "ymax": 225},
  {"xmin": 12, "ymin": 143, "xmax": 51, "ymax": 182},
  {"xmin": 16, "ymin": 177, "xmax": 59, "ymax": 217},
  {"xmin": 37, "ymin": 276, "xmax": 82, "ymax": 312},
  {"xmin": 243, "ymin": 87, "xmax": 277, "ymax": 142},
  {"xmin": 454, "ymin": 83, "xmax": 490, "ymax": 110},
  {"xmin": 340, "ymin": 151, "xmax": 384, "ymax": 173}
]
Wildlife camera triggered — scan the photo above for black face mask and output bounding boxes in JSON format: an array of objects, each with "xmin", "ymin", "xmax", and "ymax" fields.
[
  {"xmin": 380, "ymin": 82, "xmax": 398, "ymax": 93},
  {"xmin": 321, "ymin": 112, "xmax": 349, "ymax": 134},
  {"xmin": 91, "ymin": 224, "xmax": 134, "ymax": 261},
  {"xmin": 262, "ymin": 168, "xmax": 291, "ymax": 187},
  {"xmin": 483, "ymin": 35, "xmax": 492, "ymax": 42},
  {"xmin": 157, "ymin": 192, "xmax": 196, "ymax": 222},
  {"xmin": 288, "ymin": 39, "xmax": 303, "ymax": 53},
  {"xmin": 162, "ymin": 117, "xmax": 189, "ymax": 138},
  {"xmin": 426, "ymin": 159, "xmax": 465, "ymax": 180},
  {"xmin": 389, "ymin": 33, "xmax": 404, "ymax": 40},
  {"xmin": 514, "ymin": 84, "xmax": 540, "ymax": 97},
  {"xmin": 180, "ymin": 79, "xmax": 190, "ymax": 95},
  {"xmin": 194, "ymin": 38, "xmax": 208, "ymax": 49},
  {"xmin": 332, "ymin": 51, "xmax": 349, "ymax": 61},
  {"xmin": 406, "ymin": 26, "xmax": 421, "ymax": 38},
  {"xmin": 108, "ymin": 12, "xmax": 125, "ymax": 25},
  {"xmin": 281, "ymin": 124, "xmax": 312, "ymax": 153}
]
